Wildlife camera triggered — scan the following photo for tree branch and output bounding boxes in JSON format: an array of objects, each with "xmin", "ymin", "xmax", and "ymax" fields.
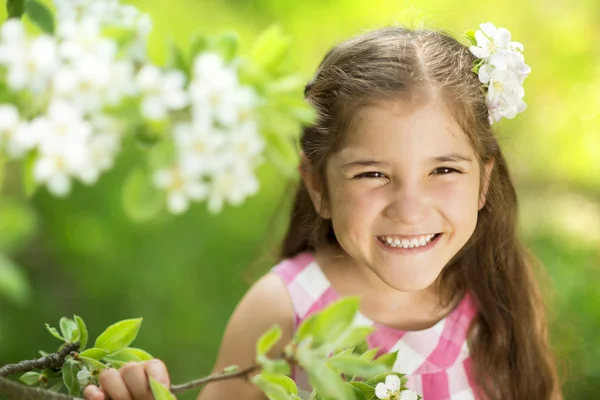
[
  {"xmin": 0, "ymin": 342, "xmax": 80, "ymax": 377},
  {"xmin": 170, "ymin": 364, "xmax": 260, "ymax": 394},
  {"xmin": 0, "ymin": 376, "xmax": 83, "ymax": 400}
]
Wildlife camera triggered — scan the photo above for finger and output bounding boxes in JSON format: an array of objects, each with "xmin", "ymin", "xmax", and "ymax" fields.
[
  {"xmin": 120, "ymin": 362, "xmax": 152, "ymax": 400},
  {"xmin": 83, "ymin": 385, "xmax": 106, "ymax": 400},
  {"xmin": 99, "ymin": 368, "xmax": 133, "ymax": 400},
  {"xmin": 144, "ymin": 359, "xmax": 170, "ymax": 387}
]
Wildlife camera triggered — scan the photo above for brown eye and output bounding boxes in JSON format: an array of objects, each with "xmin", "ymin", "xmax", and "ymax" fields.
[
  {"xmin": 354, "ymin": 171, "xmax": 386, "ymax": 179},
  {"xmin": 432, "ymin": 167, "xmax": 461, "ymax": 175}
]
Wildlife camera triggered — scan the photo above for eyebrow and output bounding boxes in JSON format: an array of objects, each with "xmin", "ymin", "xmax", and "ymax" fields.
[
  {"xmin": 340, "ymin": 154, "xmax": 472, "ymax": 170},
  {"xmin": 431, "ymin": 154, "xmax": 473, "ymax": 163}
]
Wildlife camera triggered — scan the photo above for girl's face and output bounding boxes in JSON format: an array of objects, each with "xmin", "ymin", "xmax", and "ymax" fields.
[{"xmin": 309, "ymin": 97, "xmax": 493, "ymax": 292}]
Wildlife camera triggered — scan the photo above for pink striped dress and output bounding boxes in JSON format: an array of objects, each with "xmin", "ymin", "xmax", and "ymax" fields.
[{"xmin": 272, "ymin": 252, "xmax": 480, "ymax": 400}]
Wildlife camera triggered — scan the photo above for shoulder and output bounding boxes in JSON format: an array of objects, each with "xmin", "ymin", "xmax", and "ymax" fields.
[{"xmin": 197, "ymin": 271, "xmax": 296, "ymax": 400}]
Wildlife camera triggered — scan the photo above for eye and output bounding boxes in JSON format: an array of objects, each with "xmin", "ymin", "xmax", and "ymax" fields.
[
  {"xmin": 432, "ymin": 167, "xmax": 462, "ymax": 175},
  {"xmin": 353, "ymin": 171, "xmax": 387, "ymax": 179}
]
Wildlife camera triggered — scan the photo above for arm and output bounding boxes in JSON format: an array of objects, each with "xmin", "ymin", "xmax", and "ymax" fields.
[{"xmin": 197, "ymin": 273, "xmax": 295, "ymax": 400}]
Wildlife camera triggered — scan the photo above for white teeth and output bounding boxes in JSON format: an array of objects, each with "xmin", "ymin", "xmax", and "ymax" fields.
[{"xmin": 379, "ymin": 233, "xmax": 438, "ymax": 249}]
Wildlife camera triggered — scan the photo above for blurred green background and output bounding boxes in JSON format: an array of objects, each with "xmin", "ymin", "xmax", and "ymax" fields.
[{"xmin": 0, "ymin": 0, "xmax": 599, "ymax": 398}]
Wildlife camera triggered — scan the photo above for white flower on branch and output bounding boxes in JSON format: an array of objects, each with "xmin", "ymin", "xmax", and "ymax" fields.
[
  {"xmin": 0, "ymin": 104, "xmax": 29, "ymax": 157},
  {"xmin": 0, "ymin": 25, "xmax": 59, "ymax": 93},
  {"xmin": 153, "ymin": 165, "xmax": 208, "ymax": 214},
  {"xmin": 137, "ymin": 65, "xmax": 189, "ymax": 120},
  {"xmin": 32, "ymin": 100, "xmax": 94, "ymax": 196},
  {"xmin": 206, "ymin": 166, "xmax": 259, "ymax": 214},
  {"xmin": 174, "ymin": 122, "xmax": 226, "ymax": 176}
]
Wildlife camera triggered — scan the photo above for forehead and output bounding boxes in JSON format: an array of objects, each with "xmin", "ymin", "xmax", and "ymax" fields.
[{"xmin": 337, "ymin": 97, "xmax": 475, "ymax": 160}]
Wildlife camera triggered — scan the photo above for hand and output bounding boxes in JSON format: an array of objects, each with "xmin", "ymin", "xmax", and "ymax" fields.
[{"xmin": 83, "ymin": 359, "xmax": 171, "ymax": 400}]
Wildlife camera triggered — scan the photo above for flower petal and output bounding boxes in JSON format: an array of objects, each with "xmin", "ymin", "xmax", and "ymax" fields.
[
  {"xmin": 375, "ymin": 383, "xmax": 388, "ymax": 399},
  {"xmin": 385, "ymin": 374, "xmax": 401, "ymax": 392}
]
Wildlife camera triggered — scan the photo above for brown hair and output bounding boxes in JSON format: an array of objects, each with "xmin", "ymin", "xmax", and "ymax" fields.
[{"xmin": 280, "ymin": 26, "xmax": 561, "ymax": 399}]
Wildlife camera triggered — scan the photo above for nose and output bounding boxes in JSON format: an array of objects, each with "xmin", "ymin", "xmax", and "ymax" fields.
[{"xmin": 383, "ymin": 181, "xmax": 431, "ymax": 225}]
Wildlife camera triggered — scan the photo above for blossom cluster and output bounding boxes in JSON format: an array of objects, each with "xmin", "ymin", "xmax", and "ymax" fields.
[
  {"xmin": 0, "ymin": 0, "xmax": 264, "ymax": 215},
  {"xmin": 468, "ymin": 22, "xmax": 531, "ymax": 125},
  {"xmin": 375, "ymin": 375, "xmax": 418, "ymax": 400}
]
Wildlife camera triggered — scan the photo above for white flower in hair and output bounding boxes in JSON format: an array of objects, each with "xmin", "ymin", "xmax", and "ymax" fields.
[
  {"xmin": 467, "ymin": 22, "xmax": 530, "ymax": 125},
  {"xmin": 469, "ymin": 22, "xmax": 523, "ymax": 59}
]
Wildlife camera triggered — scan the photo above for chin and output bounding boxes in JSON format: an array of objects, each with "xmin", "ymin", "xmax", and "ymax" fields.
[{"xmin": 381, "ymin": 269, "xmax": 442, "ymax": 293}]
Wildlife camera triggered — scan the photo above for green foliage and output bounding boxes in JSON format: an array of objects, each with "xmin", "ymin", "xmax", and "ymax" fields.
[
  {"xmin": 94, "ymin": 318, "xmax": 143, "ymax": 353},
  {"xmin": 24, "ymin": 0, "xmax": 54, "ymax": 34},
  {"xmin": 6, "ymin": 0, "xmax": 24, "ymax": 18},
  {"xmin": 149, "ymin": 376, "xmax": 176, "ymax": 400}
]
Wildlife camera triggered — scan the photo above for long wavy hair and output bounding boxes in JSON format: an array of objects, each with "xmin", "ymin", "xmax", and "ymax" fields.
[{"xmin": 279, "ymin": 26, "xmax": 561, "ymax": 399}]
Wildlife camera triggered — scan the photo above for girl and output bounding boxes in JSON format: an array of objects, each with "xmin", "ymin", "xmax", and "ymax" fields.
[{"xmin": 84, "ymin": 25, "xmax": 561, "ymax": 400}]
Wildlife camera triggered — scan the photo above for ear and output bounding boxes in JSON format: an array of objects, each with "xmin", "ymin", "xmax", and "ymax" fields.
[
  {"xmin": 478, "ymin": 158, "xmax": 495, "ymax": 210},
  {"xmin": 299, "ymin": 152, "xmax": 331, "ymax": 219}
]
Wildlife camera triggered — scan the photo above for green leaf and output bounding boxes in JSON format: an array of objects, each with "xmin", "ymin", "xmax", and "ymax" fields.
[
  {"xmin": 122, "ymin": 168, "xmax": 165, "ymax": 222},
  {"xmin": 215, "ymin": 32, "xmax": 239, "ymax": 62},
  {"xmin": 94, "ymin": 318, "xmax": 142, "ymax": 353},
  {"xmin": 349, "ymin": 382, "xmax": 375, "ymax": 399},
  {"xmin": 258, "ymin": 373, "xmax": 298, "ymax": 395},
  {"xmin": 80, "ymin": 348, "xmax": 108, "ymax": 360},
  {"xmin": 80, "ymin": 356, "xmax": 107, "ymax": 372},
  {"xmin": 334, "ymin": 326, "xmax": 374, "ymax": 351},
  {"xmin": 167, "ymin": 37, "xmax": 190, "ymax": 78},
  {"xmin": 312, "ymin": 297, "xmax": 360, "ymax": 346},
  {"xmin": 62, "ymin": 361, "xmax": 80, "ymax": 397},
  {"xmin": 149, "ymin": 376, "xmax": 176, "ymax": 400},
  {"xmin": 23, "ymin": 151, "xmax": 38, "ymax": 197},
  {"xmin": 347, "ymin": 382, "xmax": 368, "ymax": 400},
  {"xmin": 60, "ymin": 317, "xmax": 78, "ymax": 342},
  {"xmin": 105, "ymin": 347, "xmax": 154, "ymax": 362},
  {"xmin": 24, "ymin": 0, "xmax": 54, "ymax": 34},
  {"xmin": 360, "ymin": 348, "xmax": 379, "ymax": 362},
  {"xmin": 7, "ymin": 0, "xmax": 25, "ymax": 18},
  {"xmin": 250, "ymin": 25, "xmax": 291, "ymax": 73},
  {"xmin": 307, "ymin": 365, "xmax": 356, "ymax": 400},
  {"xmin": 48, "ymin": 381, "xmax": 64, "ymax": 392},
  {"xmin": 257, "ymin": 324, "xmax": 282, "ymax": 356},
  {"xmin": 251, "ymin": 374, "xmax": 293, "ymax": 400},
  {"xmin": 257, "ymin": 355, "xmax": 291, "ymax": 376},
  {"xmin": 19, "ymin": 371, "xmax": 41, "ymax": 386},
  {"xmin": 465, "ymin": 30, "xmax": 478, "ymax": 46},
  {"xmin": 189, "ymin": 34, "xmax": 209, "ymax": 59},
  {"xmin": 326, "ymin": 353, "xmax": 388, "ymax": 379},
  {"xmin": 0, "ymin": 253, "xmax": 31, "ymax": 306},
  {"xmin": 294, "ymin": 313, "xmax": 318, "ymax": 342},
  {"xmin": 45, "ymin": 323, "xmax": 66, "ymax": 342},
  {"xmin": 74, "ymin": 315, "xmax": 88, "ymax": 350},
  {"xmin": 223, "ymin": 365, "xmax": 239, "ymax": 373},
  {"xmin": 373, "ymin": 351, "xmax": 398, "ymax": 369}
]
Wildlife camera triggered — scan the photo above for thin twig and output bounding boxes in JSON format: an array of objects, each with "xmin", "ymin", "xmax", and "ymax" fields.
[
  {"xmin": 170, "ymin": 364, "xmax": 260, "ymax": 394},
  {"xmin": 0, "ymin": 342, "xmax": 80, "ymax": 377}
]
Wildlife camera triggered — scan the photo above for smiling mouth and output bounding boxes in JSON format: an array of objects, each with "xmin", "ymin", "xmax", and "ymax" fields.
[{"xmin": 377, "ymin": 233, "xmax": 442, "ymax": 249}]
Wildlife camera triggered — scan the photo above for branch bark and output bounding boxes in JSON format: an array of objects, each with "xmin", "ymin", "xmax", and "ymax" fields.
[
  {"xmin": 0, "ymin": 342, "xmax": 80, "ymax": 377},
  {"xmin": 170, "ymin": 364, "xmax": 260, "ymax": 394}
]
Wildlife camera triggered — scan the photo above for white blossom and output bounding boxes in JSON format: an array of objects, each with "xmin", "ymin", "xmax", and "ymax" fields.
[
  {"xmin": 0, "ymin": 34, "xmax": 60, "ymax": 92},
  {"xmin": 32, "ymin": 100, "xmax": 94, "ymax": 196},
  {"xmin": 137, "ymin": 65, "xmax": 189, "ymax": 120},
  {"xmin": 153, "ymin": 165, "xmax": 208, "ymax": 214},
  {"xmin": 0, "ymin": 104, "xmax": 26, "ymax": 157},
  {"xmin": 206, "ymin": 166, "xmax": 259, "ymax": 214},
  {"xmin": 469, "ymin": 22, "xmax": 523, "ymax": 60},
  {"xmin": 399, "ymin": 390, "xmax": 418, "ymax": 400},
  {"xmin": 174, "ymin": 122, "xmax": 226, "ymax": 176},
  {"xmin": 77, "ymin": 366, "xmax": 92, "ymax": 386},
  {"xmin": 375, "ymin": 375, "xmax": 401, "ymax": 399},
  {"xmin": 469, "ymin": 22, "xmax": 530, "ymax": 125}
]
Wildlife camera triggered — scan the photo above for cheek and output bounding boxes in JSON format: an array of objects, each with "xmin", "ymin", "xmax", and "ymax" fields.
[
  {"xmin": 329, "ymin": 184, "xmax": 381, "ymax": 233},
  {"xmin": 435, "ymin": 178, "xmax": 481, "ymax": 226}
]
